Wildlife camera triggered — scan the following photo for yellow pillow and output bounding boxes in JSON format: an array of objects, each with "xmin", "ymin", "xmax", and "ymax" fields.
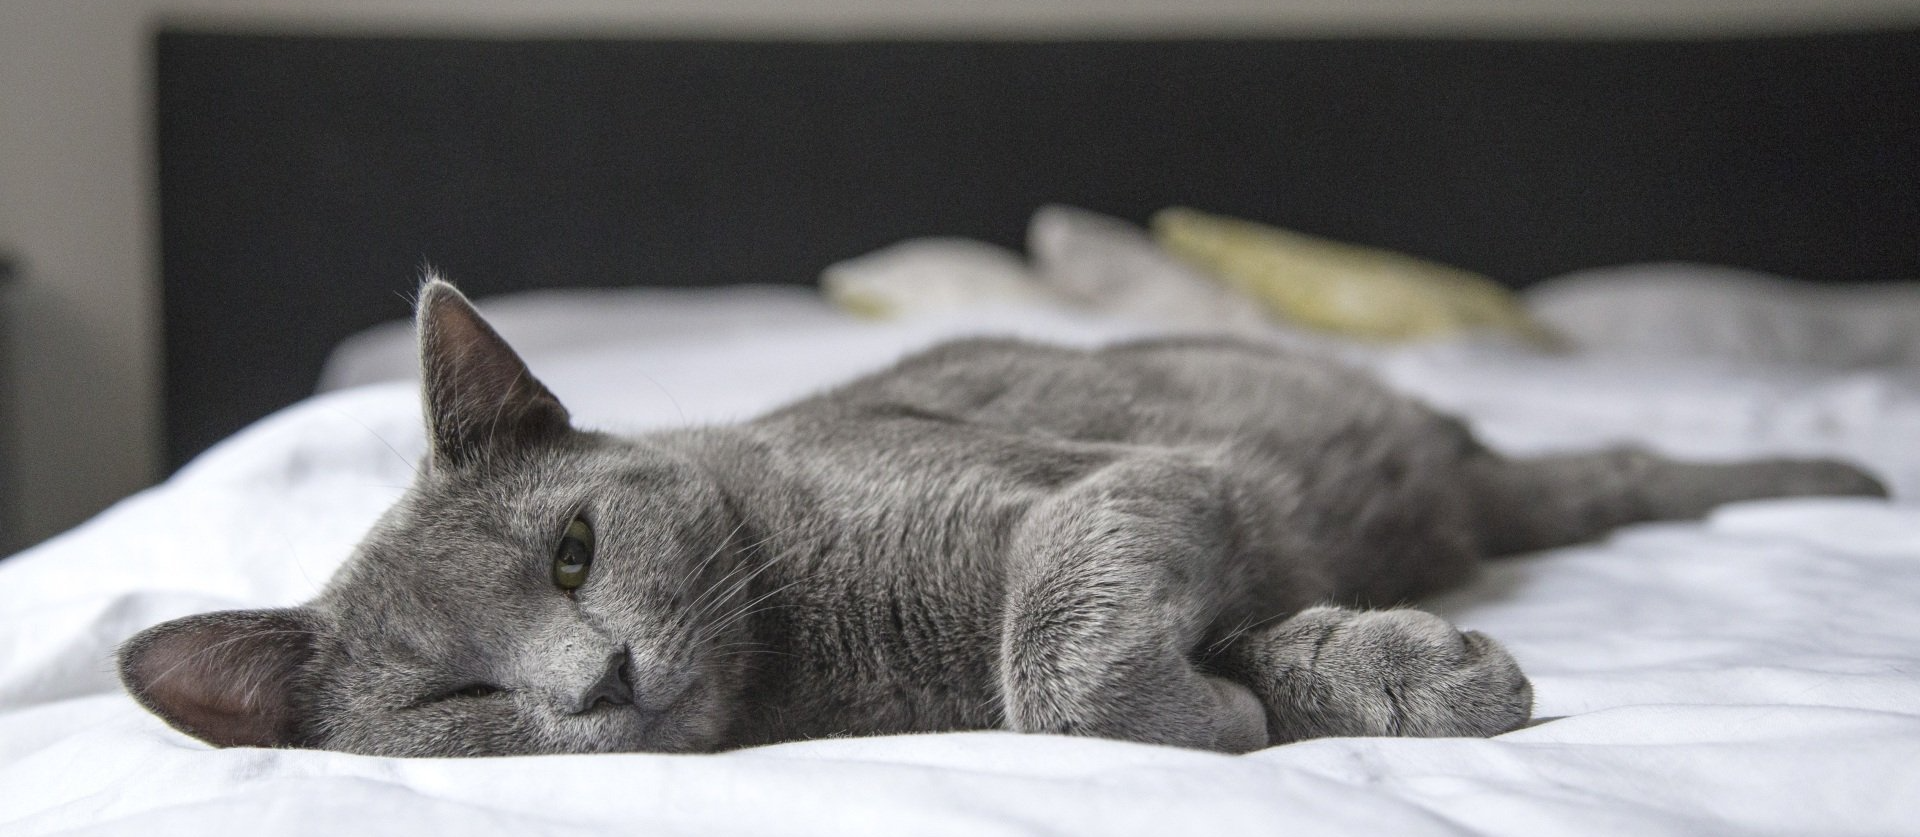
[{"xmin": 1151, "ymin": 207, "xmax": 1557, "ymax": 345}]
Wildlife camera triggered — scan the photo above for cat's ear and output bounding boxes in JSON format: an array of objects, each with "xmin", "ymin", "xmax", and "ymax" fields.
[
  {"xmin": 416, "ymin": 277, "xmax": 571, "ymax": 468},
  {"xmin": 117, "ymin": 608, "xmax": 323, "ymax": 748}
]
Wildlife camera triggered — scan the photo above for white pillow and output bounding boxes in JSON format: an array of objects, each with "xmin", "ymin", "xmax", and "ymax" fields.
[
  {"xmin": 819, "ymin": 238, "xmax": 1056, "ymax": 318},
  {"xmin": 1027, "ymin": 205, "xmax": 1272, "ymax": 334},
  {"xmin": 1526, "ymin": 264, "xmax": 1920, "ymax": 367}
]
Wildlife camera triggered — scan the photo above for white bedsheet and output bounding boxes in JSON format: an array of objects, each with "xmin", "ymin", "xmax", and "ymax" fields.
[{"xmin": 4, "ymin": 298, "xmax": 1918, "ymax": 836}]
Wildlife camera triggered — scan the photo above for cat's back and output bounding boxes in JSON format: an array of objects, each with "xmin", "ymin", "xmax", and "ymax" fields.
[{"xmin": 763, "ymin": 335, "xmax": 1430, "ymax": 451}]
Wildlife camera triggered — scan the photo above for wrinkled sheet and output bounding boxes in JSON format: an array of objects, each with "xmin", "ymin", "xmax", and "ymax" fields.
[{"xmin": 4, "ymin": 300, "xmax": 1918, "ymax": 836}]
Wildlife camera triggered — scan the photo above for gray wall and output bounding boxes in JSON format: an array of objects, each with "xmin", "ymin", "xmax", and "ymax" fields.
[{"xmin": 2, "ymin": 0, "xmax": 1917, "ymax": 553}]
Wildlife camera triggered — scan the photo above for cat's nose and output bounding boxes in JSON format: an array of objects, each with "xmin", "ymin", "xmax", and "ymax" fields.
[{"xmin": 570, "ymin": 649, "xmax": 634, "ymax": 714}]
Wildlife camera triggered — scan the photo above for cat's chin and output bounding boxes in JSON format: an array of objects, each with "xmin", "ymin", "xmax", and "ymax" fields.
[
  {"xmin": 561, "ymin": 691, "xmax": 731, "ymax": 755},
  {"xmin": 577, "ymin": 714, "xmax": 724, "ymax": 755}
]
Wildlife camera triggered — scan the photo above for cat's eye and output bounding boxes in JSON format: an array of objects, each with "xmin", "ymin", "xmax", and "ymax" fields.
[
  {"xmin": 553, "ymin": 516, "xmax": 595, "ymax": 591},
  {"xmin": 435, "ymin": 682, "xmax": 502, "ymax": 702}
]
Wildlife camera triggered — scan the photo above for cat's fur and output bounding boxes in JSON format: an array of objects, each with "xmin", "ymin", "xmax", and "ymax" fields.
[{"xmin": 119, "ymin": 279, "xmax": 1888, "ymax": 756}]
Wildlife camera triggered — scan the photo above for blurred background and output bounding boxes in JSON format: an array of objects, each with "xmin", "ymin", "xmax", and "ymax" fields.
[{"xmin": 2, "ymin": 0, "xmax": 1918, "ymax": 555}]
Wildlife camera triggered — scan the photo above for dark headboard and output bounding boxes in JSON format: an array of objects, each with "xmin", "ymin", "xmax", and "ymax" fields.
[{"xmin": 156, "ymin": 30, "xmax": 1920, "ymax": 471}]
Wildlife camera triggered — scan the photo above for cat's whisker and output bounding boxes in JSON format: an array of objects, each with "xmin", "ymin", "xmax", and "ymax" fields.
[
  {"xmin": 705, "ymin": 639, "xmax": 800, "ymax": 660},
  {"xmin": 322, "ymin": 405, "xmax": 422, "ymax": 479},
  {"xmin": 704, "ymin": 518, "xmax": 805, "ymax": 580},
  {"xmin": 717, "ymin": 648, "xmax": 800, "ymax": 660},
  {"xmin": 697, "ymin": 548, "xmax": 784, "ymax": 608},
  {"xmin": 683, "ymin": 530, "xmax": 805, "ymax": 624},
  {"xmin": 677, "ymin": 518, "xmax": 752, "ymax": 598},
  {"xmin": 692, "ymin": 577, "xmax": 814, "ymax": 647},
  {"xmin": 634, "ymin": 370, "xmax": 688, "ymax": 425},
  {"xmin": 687, "ymin": 584, "xmax": 810, "ymax": 653},
  {"xmin": 687, "ymin": 558, "xmax": 797, "ymax": 635},
  {"xmin": 1203, "ymin": 611, "xmax": 1285, "ymax": 658},
  {"xmin": 682, "ymin": 533, "xmax": 775, "ymax": 619},
  {"xmin": 699, "ymin": 598, "xmax": 802, "ymax": 639},
  {"xmin": 273, "ymin": 524, "xmax": 323, "ymax": 596},
  {"xmin": 1202, "ymin": 612, "xmax": 1260, "ymax": 657}
]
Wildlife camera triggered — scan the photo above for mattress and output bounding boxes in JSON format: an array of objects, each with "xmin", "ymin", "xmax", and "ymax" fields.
[{"xmin": 4, "ymin": 290, "xmax": 1918, "ymax": 836}]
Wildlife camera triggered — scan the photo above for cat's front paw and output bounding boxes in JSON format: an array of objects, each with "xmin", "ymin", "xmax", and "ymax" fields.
[{"xmin": 1250, "ymin": 607, "xmax": 1533, "ymax": 741}]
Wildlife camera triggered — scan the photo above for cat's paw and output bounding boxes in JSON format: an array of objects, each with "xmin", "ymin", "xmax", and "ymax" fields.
[
  {"xmin": 1248, "ymin": 606, "xmax": 1533, "ymax": 741},
  {"xmin": 1775, "ymin": 459, "xmax": 1889, "ymax": 499}
]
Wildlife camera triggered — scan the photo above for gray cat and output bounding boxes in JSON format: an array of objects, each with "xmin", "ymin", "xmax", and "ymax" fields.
[{"xmin": 119, "ymin": 279, "xmax": 1887, "ymax": 756}]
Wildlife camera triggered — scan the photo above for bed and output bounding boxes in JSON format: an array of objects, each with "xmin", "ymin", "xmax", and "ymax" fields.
[{"xmin": 5, "ymin": 28, "xmax": 1920, "ymax": 837}]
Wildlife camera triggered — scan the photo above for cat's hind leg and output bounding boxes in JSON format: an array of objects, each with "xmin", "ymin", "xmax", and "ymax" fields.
[
  {"xmin": 998, "ymin": 456, "xmax": 1270, "ymax": 753},
  {"xmin": 1466, "ymin": 447, "xmax": 1888, "ymax": 555},
  {"xmin": 1213, "ymin": 606, "xmax": 1533, "ymax": 743}
]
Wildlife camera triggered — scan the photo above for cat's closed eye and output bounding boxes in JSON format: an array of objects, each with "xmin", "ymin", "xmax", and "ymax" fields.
[{"xmin": 430, "ymin": 682, "xmax": 505, "ymax": 703}]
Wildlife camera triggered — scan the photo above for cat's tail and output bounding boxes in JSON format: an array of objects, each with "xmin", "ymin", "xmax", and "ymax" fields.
[{"xmin": 1466, "ymin": 447, "xmax": 1889, "ymax": 556}]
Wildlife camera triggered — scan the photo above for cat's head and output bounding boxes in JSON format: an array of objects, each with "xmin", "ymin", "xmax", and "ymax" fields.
[{"xmin": 118, "ymin": 279, "xmax": 754, "ymax": 756}]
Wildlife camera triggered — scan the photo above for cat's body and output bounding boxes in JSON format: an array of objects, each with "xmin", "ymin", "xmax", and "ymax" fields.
[
  {"xmin": 721, "ymin": 336, "xmax": 1489, "ymax": 746},
  {"xmin": 119, "ymin": 280, "xmax": 1887, "ymax": 756}
]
